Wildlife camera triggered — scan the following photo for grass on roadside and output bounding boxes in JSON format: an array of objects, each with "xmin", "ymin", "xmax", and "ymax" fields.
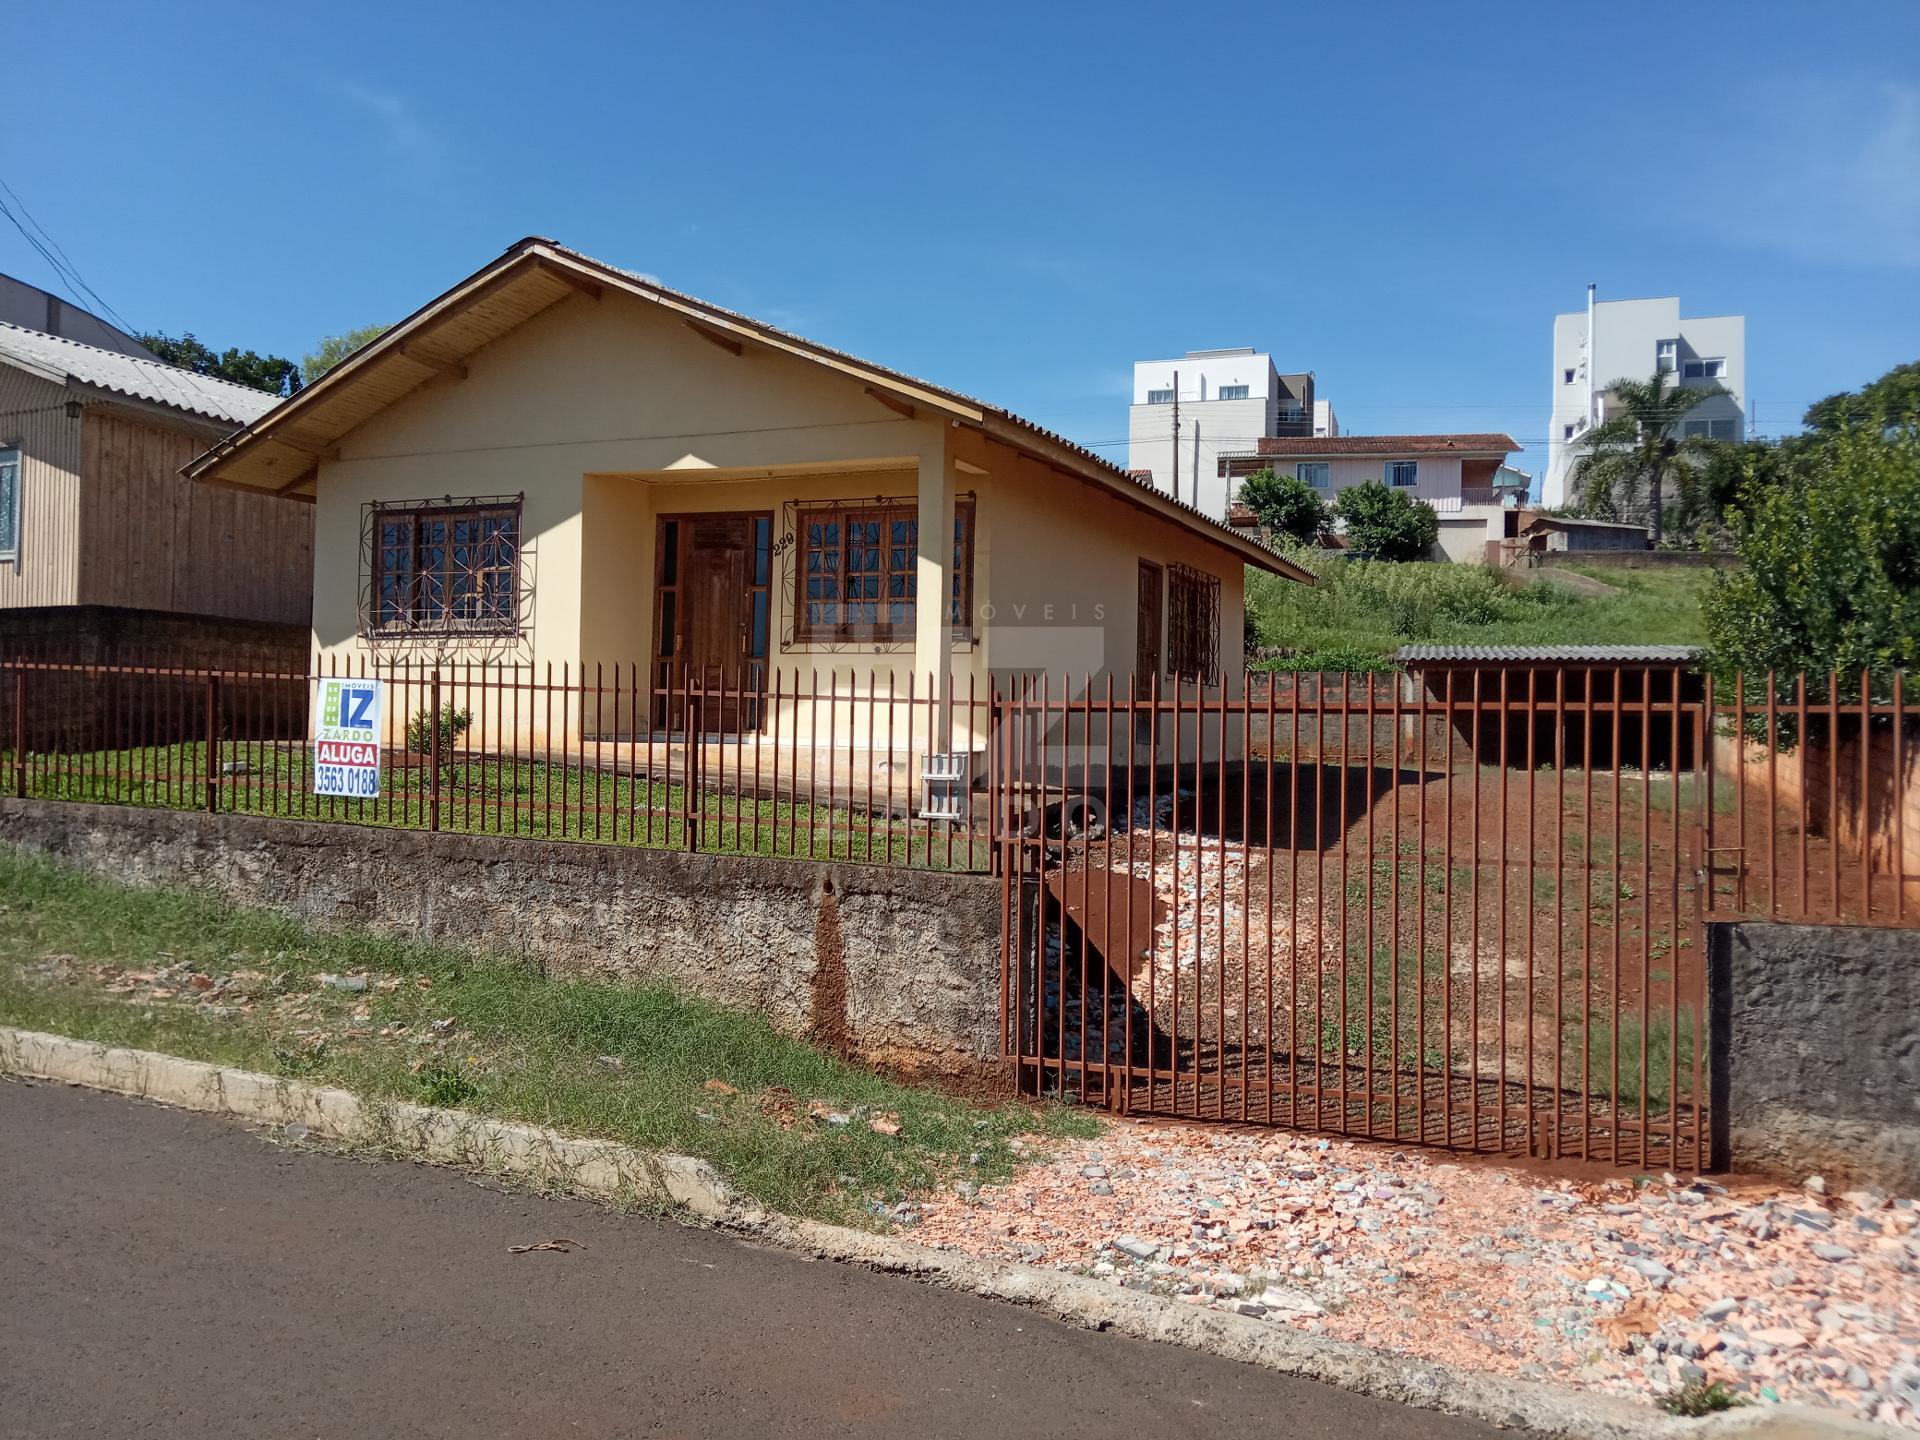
[{"xmin": 0, "ymin": 849, "xmax": 1095, "ymax": 1226}]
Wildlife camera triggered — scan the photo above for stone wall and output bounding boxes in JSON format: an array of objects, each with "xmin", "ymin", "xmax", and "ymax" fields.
[
  {"xmin": 1710, "ymin": 921, "xmax": 1920, "ymax": 1190},
  {"xmin": 0, "ymin": 799, "xmax": 1004, "ymax": 1078}
]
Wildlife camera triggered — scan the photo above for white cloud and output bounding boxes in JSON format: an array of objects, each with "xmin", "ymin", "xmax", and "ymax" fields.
[{"xmin": 337, "ymin": 81, "xmax": 443, "ymax": 168}]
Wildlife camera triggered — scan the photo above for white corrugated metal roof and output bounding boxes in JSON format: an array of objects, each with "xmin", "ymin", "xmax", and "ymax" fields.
[
  {"xmin": 1396, "ymin": 644, "xmax": 1699, "ymax": 663},
  {"xmin": 0, "ymin": 321, "xmax": 280, "ymax": 427}
]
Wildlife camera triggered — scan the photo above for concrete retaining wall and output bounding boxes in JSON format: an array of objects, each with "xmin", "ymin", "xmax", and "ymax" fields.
[
  {"xmin": 0, "ymin": 799, "xmax": 1004, "ymax": 1077},
  {"xmin": 1711, "ymin": 920, "xmax": 1920, "ymax": 1190}
]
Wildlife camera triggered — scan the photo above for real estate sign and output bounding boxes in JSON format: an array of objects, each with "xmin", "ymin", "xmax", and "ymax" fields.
[{"xmin": 314, "ymin": 676, "xmax": 383, "ymax": 799}]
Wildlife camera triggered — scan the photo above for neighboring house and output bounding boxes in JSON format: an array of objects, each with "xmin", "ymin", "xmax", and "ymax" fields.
[
  {"xmin": 1126, "ymin": 350, "xmax": 1326, "ymax": 521},
  {"xmin": 0, "ymin": 273, "xmax": 157, "ymax": 360},
  {"xmin": 1218, "ymin": 433, "xmax": 1525, "ymax": 563},
  {"xmin": 187, "ymin": 238, "xmax": 1310, "ymax": 752},
  {"xmin": 1543, "ymin": 288, "xmax": 1745, "ymax": 508},
  {"xmin": 0, "ymin": 320, "xmax": 313, "ymax": 664}
]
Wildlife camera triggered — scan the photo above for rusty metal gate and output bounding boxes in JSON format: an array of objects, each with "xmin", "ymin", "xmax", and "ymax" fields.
[{"xmin": 997, "ymin": 665, "xmax": 1720, "ymax": 1168}]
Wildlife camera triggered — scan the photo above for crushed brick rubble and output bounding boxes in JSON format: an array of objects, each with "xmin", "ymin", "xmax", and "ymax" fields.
[{"xmin": 912, "ymin": 1122, "xmax": 1920, "ymax": 1428}]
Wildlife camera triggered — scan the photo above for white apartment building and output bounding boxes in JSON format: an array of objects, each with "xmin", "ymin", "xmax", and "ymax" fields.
[
  {"xmin": 1543, "ymin": 289, "xmax": 1746, "ymax": 508},
  {"xmin": 1127, "ymin": 349, "xmax": 1323, "ymax": 520}
]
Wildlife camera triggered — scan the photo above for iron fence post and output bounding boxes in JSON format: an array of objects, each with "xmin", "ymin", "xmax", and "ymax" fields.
[
  {"xmin": 204, "ymin": 672, "xmax": 220, "ymax": 813},
  {"xmin": 684, "ymin": 679, "xmax": 701, "ymax": 852},
  {"xmin": 11, "ymin": 665, "xmax": 24, "ymax": 799},
  {"xmin": 428, "ymin": 669, "xmax": 442, "ymax": 833}
]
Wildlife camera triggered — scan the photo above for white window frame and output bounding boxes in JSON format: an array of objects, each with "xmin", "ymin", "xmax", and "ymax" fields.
[
  {"xmin": 1146, "ymin": 388, "xmax": 1173, "ymax": 405},
  {"xmin": 0, "ymin": 445, "xmax": 20, "ymax": 564},
  {"xmin": 1385, "ymin": 460, "xmax": 1419, "ymax": 488},
  {"xmin": 1656, "ymin": 339, "xmax": 1678, "ymax": 373},
  {"xmin": 1682, "ymin": 419, "xmax": 1712, "ymax": 439},
  {"xmin": 1563, "ymin": 423, "xmax": 1576, "ymax": 441},
  {"xmin": 1563, "ymin": 367, "xmax": 1576, "ymax": 385},
  {"xmin": 1296, "ymin": 462, "xmax": 1329, "ymax": 489},
  {"xmin": 1216, "ymin": 384, "xmax": 1249, "ymax": 401},
  {"xmin": 1682, "ymin": 357, "xmax": 1725, "ymax": 380}
]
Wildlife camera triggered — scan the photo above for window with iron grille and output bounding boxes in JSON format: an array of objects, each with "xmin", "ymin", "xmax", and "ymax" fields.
[
  {"xmin": 1165, "ymin": 563, "xmax": 1220, "ymax": 685},
  {"xmin": 795, "ymin": 500, "xmax": 974, "ymax": 643},
  {"xmin": 365, "ymin": 497, "xmax": 522, "ymax": 636}
]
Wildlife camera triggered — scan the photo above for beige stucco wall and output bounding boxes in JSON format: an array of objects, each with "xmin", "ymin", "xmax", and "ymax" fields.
[{"xmin": 306, "ymin": 287, "xmax": 1259, "ymax": 758}]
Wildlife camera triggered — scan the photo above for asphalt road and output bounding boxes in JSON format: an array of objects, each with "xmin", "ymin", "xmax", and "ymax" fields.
[{"xmin": 0, "ymin": 1080, "xmax": 1510, "ymax": 1439}]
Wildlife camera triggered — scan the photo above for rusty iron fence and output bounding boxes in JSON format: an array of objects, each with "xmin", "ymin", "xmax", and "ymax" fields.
[
  {"xmin": 6, "ymin": 654, "xmax": 1918, "ymax": 1167},
  {"xmin": 0, "ymin": 657, "xmax": 995, "ymax": 872},
  {"xmin": 997, "ymin": 666, "xmax": 1920, "ymax": 1170}
]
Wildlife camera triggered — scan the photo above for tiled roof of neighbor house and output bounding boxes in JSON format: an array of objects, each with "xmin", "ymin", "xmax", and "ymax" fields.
[
  {"xmin": 0, "ymin": 321, "xmax": 280, "ymax": 427},
  {"xmin": 1396, "ymin": 644, "xmax": 1699, "ymax": 663},
  {"xmin": 1248, "ymin": 434, "xmax": 1520, "ymax": 458},
  {"xmin": 187, "ymin": 237, "xmax": 1313, "ymax": 583}
]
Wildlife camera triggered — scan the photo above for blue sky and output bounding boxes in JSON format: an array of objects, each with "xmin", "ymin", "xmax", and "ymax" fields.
[{"xmin": 3, "ymin": 0, "xmax": 1917, "ymax": 475}]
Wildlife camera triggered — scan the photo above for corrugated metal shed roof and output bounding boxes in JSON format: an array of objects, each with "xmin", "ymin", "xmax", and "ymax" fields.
[
  {"xmin": 0, "ymin": 321, "xmax": 280, "ymax": 427},
  {"xmin": 1396, "ymin": 644, "xmax": 1700, "ymax": 663},
  {"xmin": 1520, "ymin": 515, "xmax": 1650, "ymax": 533}
]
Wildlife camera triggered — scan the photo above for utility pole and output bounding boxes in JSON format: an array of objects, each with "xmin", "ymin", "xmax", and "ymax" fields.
[{"xmin": 1171, "ymin": 368, "xmax": 1181, "ymax": 506}]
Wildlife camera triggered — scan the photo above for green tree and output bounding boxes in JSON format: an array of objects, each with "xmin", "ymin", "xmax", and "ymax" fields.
[
  {"xmin": 1236, "ymin": 468, "xmax": 1329, "ymax": 545},
  {"xmin": 1704, "ymin": 426, "xmax": 1920, "ymax": 691},
  {"xmin": 1332, "ymin": 480, "xmax": 1438, "ymax": 562},
  {"xmin": 1570, "ymin": 370, "xmax": 1731, "ymax": 546},
  {"xmin": 302, "ymin": 324, "xmax": 387, "ymax": 383},
  {"xmin": 1803, "ymin": 360, "xmax": 1920, "ymax": 435},
  {"xmin": 137, "ymin": 331, "xmax": 303, "ymax": 397}
]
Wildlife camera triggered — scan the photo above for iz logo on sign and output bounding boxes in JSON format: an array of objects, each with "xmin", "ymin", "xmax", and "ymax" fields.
[{"xmin": 323, "ymin": 682, "xmax": 377, "ymax": 731}]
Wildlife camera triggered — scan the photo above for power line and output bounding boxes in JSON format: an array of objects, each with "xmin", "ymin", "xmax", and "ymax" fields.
[{"xmin": 0, "ymin": 178, "xmax": 142, "ymax": 339}]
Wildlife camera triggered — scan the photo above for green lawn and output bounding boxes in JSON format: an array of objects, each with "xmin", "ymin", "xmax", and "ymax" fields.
[
  {"xmin": 1247, "ymin": 559, "xmax": 1716, "ymax": 671},
  {"xmin": 0, "ymin": 848, "xmax": 1093, "ymax": 1225},
  {"xmin": 10, "ymin": 740, "xmax": 989, "ymax": 871}
]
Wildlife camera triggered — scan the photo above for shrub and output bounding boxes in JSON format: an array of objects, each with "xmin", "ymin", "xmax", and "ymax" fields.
[
  {"xmin": 405, "ymin": 704, "xmax": 473, "ymax": 757},
  {"xmin": 1332, "ymin": 481, "xmax": 1439, "ymax": 561},
  {"xmin": 1236, "ymin": 468, "xmax": 1330, "ymax": 545},
  {"xmin": 1704, "ymin": 426, "xmax": 1920, "ymax": 698}
]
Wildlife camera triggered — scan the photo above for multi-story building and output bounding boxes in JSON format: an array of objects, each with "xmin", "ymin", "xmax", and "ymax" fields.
[
  {"xmin": 1543, "ymin": 289, "xmax": 1745, "ymax": 508},
  {"xmin": 1218, "ymin": 433, "xmax": 1526, "ymax": 562},
  {"xmin": 1127, "ymin": 350, "xmax": 1323, "ymax": 520}
]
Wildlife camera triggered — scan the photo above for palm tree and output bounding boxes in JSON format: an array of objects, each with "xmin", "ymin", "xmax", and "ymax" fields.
[{"xmin": 1569, "ymin": 371, "xmax": 1732, "ymax": 546}]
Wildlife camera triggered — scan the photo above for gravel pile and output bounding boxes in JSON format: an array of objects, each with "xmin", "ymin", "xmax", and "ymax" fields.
[{"xmin": 913, "ymin": 1121, "xmax": 1920, "ymax": 1427}]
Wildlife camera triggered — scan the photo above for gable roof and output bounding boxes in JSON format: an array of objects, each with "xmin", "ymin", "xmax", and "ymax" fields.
[
  {"xmin": 0, "ymin": 321, "xmax": 279, "ymax": 427},
  {"xmin": 185, "ymin": 237, "xmax": 1310, "ymax": 582},
  {"xmin": 1245, "ymin": 434, "xmax": 1520, "ymax": 458}
]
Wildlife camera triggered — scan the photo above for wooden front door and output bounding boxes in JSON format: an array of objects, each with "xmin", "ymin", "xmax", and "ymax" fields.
[{"xmin": 655, "ymin": 514, "xmax": 770, "ymax": 732}]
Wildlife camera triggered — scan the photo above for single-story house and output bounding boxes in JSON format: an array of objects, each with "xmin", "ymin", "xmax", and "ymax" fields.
[
  {"xmin": 0, "ymin": 313, "xmax": 312, "ymax": 666},
  {"xmin": 1217, "ymin": 433, "xmax": 1525, "ymax": 563},
  {"xmin": 188, "ymin": 238, "xmax": 1309, "ymax": 753}
]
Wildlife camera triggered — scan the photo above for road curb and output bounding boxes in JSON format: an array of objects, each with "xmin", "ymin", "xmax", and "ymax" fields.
[{"xmin": 0, "ymin": 1027, "xmax": 1891, "ymax": 1440}]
